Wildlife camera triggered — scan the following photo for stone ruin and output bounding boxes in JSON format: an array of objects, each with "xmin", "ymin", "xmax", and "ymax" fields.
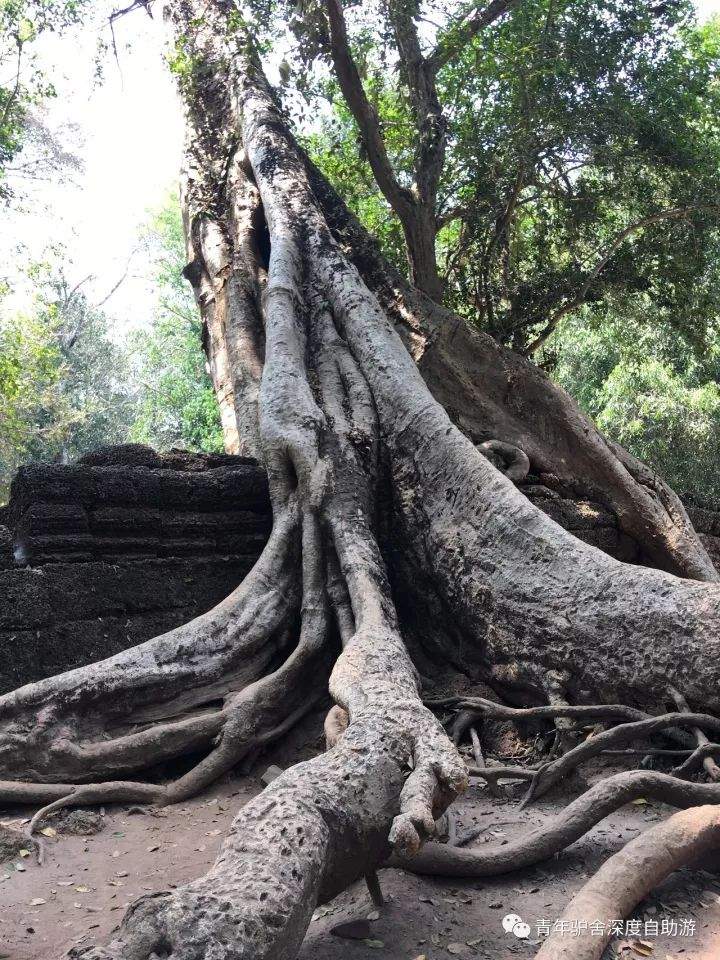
[{"xmin": 1, "ymin": 443, "xmax": 718, "ymax": 693}]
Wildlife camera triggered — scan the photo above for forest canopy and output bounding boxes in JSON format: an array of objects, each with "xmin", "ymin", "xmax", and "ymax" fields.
[{"xmin": 2, "ymin": 0, "xmax": 720, "ymax": 501}]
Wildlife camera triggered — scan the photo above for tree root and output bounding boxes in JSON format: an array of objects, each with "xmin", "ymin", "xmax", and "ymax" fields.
[
  {"xmin": 0, "ymin": 504, "xmax": 302, "ymax": 786},
  {"xmin": 673, "ymin": 742, "xmax": 720, "ymax": 778},
  {"xmin": 431, "ymin": 696, "xmax": 650, "ymax": 726},
  {"xmin": 522, "ymin": 711, "xmax": 720, "ymax": 805},
  {"xmin": 670, "ymin": 685, "xmax": 720, "ymax": 781},
  {"xmin": 6, "ymin": 12, "xmax": 720, "ymax": 958},
  {"xmin": 389, "ymin": 769, "xmax": 720, "ymax": 877},
  {"xmin": 534, "ymin": 804, "xmax": 720, "ymax": 960},
  {"xmin": 467, "ymin": 764, "xmax": 537, "ymax": 783},
  {"xmin": 0, "ymin": 821, "xmax": 36, "ymax": 863}
]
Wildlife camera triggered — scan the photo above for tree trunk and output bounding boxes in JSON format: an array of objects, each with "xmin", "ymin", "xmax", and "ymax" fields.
[
  {"xmin": 298, "ymin": 153, "xmax": 717, "ymax": 584},
  {"xmin": 0, "ymin": 5, "xmax": 718, "ymax": 959}
]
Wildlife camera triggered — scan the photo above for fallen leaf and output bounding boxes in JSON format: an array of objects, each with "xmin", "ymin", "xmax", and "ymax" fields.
[
  {"xmin": 367, "ymin": 910, "xmax": 381, "ymax": 921},
  {"xmin": 58, "ymin": 881, "xmax": 73, "ymax": 886},
  {"xmin": 19, "ymin": 849, "xmax": 30, "ymax": 858},
  {"xmin": 631, "ymin": 798, "xmax": 648, "ymax": 805},
  {"xmin": 29, "ymin": 898, "xmax": 46, "ymax": 906},
  {"xmin": 631, "ymin": 941, "xmax": 653, "ymax": 957},
  {"xmin": 75, "ymin": 886, "xmax": 90, "ymax": 893},
  {"xmin": 40, "ymin": 827, "xmax": 56, "ymax": 838},
  {"xmin": 362, "ymin": 940, "xmax": 384, "ymax": 949}
]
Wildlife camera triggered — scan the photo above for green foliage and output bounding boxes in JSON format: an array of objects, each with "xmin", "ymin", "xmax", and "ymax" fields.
[
  {"xmin": 297, "ymin": 1, "xmax": 720, "ymax": 356},
  {"xmin": 129, "ymin": 196, "xmax": 224, "ymax": 455},
  {"xmin": 0, "ymin": 197, "xmax": 225, "ymax": 501},
  {"xmin": 0, "ymin": 262, "xmax": 136, "ymax": 500},
  {"xmin": 301, "ymin": 93, "xmax": 407, "ymax": 273},
  {"xmin": 436, "ymin": 0, "xmax": 720, "ymax": 350},
  {"xmin": 0, "ymin": 0, "xmax": 88, "ymax": 201},
  {"xmin": 289, "ymin": 0, "xmax": 720, "ymax": 497},
  {"xmin": 551, "ymin": 312, "xmax": 720, "ymax": 501}
]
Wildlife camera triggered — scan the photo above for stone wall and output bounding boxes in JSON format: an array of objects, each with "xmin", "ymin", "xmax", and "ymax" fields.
[
  {"xmin": 1, "ymin": 445, "xmax": 718, "ymax": 694},
  {"xmin": 0, "ymin": 447, "xmax": 271, "ymax": 694}
]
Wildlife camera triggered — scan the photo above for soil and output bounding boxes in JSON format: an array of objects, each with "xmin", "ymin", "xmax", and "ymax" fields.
[{"xmin": 2, "ymin": 709, "xmax": 719, "ymax": 960}]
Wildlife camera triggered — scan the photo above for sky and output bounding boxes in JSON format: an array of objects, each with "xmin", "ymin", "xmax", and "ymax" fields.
[
  {"xmin": 2, "ymin": 0, "xmax": 720, "ymax": 329},
  {"xmin": 2, "ymin": 1, "xmax": 184, "ymax": 328}
]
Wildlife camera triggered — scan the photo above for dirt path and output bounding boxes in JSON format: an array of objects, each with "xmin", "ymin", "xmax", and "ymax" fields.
[{"xmin": 2, "ymin": 718, "xmax": 719, "ymax": 960}]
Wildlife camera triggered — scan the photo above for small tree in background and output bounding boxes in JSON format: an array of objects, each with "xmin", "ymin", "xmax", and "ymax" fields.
[
  {"xmin": 129, "ymin": 196, "xmax": 224, "ymax": 453},
  {"xmin": 0, "ymin": 260, "xmax": 135, "ymax": 499}
]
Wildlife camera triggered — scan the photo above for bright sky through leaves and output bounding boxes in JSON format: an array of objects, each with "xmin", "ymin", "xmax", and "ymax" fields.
[{"xmin": 2, "ymin": 0, "xmax": 719, "ymax": 326}]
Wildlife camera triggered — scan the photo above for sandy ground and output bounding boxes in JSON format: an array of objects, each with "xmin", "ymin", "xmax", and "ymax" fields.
[{"xmin": 2, "ymin": 712, "xmax": 719, "ymax": 960}]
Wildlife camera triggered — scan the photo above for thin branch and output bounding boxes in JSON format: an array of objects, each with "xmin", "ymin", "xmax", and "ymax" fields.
[
  {"xmin": 94, "ymin": 248, "xmax": 138, "ymax": 308},
  {"xmin": 323, "ymin": 0, "xmax": 414, "ymax": 221},
  {"xmin": 524, "ymin": 204, "xmax": 720, "ymax": 356},
  {"xmin": 387, "ymin": 0, "xmax": 446, "ymax": 206},
  {"xmin": 428, "ymin": 0, "xmax": 522, "ymax": 72}
]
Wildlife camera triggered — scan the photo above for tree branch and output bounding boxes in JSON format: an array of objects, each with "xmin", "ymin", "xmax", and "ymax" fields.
[
  {"xmin": 428, "ymin": 0, "xmax": 521, "ymax": 71},
  {"xmin": 524, "ymin": 204, "xmax": 720, "ymax": 356},
  {"xmin": 323, "ymin": 0, "xmax": 414, "ymax": 221},
  {"xmin": 387, "ymin": 0, "xmax": 446, "ymax": 207}
]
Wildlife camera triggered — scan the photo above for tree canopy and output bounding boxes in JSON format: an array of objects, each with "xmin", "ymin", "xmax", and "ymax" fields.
[
  {"xmin": 0, "ymin": 0, "xmax": 89, "ymax": 201},
  {"xmin": 285, "ymin": 0, "xmax": 720, "ymax": 355},
  {"xmin": 0, "ymin": 258, "xmax": 134, "ymax": 498}
]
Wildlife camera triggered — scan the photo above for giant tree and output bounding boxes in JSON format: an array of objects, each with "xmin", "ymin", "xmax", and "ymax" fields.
[{"xmin": 2, "ymin": 1, "xmax": 720, "ymax": 959}]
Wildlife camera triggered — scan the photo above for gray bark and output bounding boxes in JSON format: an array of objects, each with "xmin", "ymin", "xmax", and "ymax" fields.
[{"xmin": 0, "ymin": 5, "xmax": 716, "ymax": 960}]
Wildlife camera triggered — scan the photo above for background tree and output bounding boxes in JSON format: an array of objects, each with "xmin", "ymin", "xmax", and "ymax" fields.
[
  {"xmin": 0, "ymin": 0, "xmax": 88, "ymax": 202},
  {"xmin": 553, "ymin": 309, "xmax": 720, "ymax": 502},
  {"xmin": 0, "ymin": 258, "xmax": 135, "ymax": 498},
  {"xmin": 2, "ymin": 3, "xmax": 720, "ymax": 959},
  {"xmin": 129, "ymin": 197, "xmax": 224, "ymax": 453},
  {"xmin": 298, "ymin": 0, "xmax": 720, "ymax": 353}
]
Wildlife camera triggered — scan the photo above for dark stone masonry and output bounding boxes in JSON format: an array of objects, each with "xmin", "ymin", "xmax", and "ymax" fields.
[
  {"xmin": 0, "ymin": 443, "xmax": 718, "ymax": 693},
  {"xmin": 0, "ymin": 446, "xmax": 271, "ymax": 694}
]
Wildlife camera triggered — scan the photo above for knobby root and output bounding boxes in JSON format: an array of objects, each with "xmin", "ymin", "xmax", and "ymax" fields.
[
  {"xmin": 534, "ymin": 804, "xmax": 720, "ymax": 960},
  {"xmin": 389, "ymin": 769, "xmax": 720, "ymax": 877},
  {"xmin": 522, "ymin": 711, "xmax": 720, "ymax": 805}
]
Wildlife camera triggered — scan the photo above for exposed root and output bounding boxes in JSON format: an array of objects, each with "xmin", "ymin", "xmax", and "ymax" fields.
[
  {"xmin": 7, "ymin": 10, "xmax": 720, "ymax": 958},
  {"xmin": 673, "ymin": 741, "xmax": 720, "ymax": 778},
  {"xmin": 388, "ymin": 769, "xmax": 720, "ymax": 877},
  {"xmin": 477, "ymin": 439, "xmax": 530, "ymax": 482},
  {"xmin": 364, "ymin": 870, "xmax": 385, "ymax": 909},
  {"xmin": 324, "ymin": 704, "xmax": 349, "ymax": 748},
  {"xmin": 0, "ymin": 821, "xmax": 36, "ymax": 862},
  {"xmin": 534, "ymin": 804, "xmax": 720, "ymax": 960},
  {"xmin": 542, "ymin": 670, "xmax": 576, "ymax": 756},
  {"xmin": 430, "ymin": 696, "xmax": 650, "ymax": 725},
  {"xmin": 669, "ymin": 685, "xmax": 720, "ymax": 782},
  {"xmin": 0, "ymin": 504, "xmax": 301, "ymax": 786},
  {"xmin": 467, "ymin": 764, "xmax": 537, "ymax": 784},
  {"xmin": 522, "ymin": 711, "xmax": 720, "ymax": 805}
]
